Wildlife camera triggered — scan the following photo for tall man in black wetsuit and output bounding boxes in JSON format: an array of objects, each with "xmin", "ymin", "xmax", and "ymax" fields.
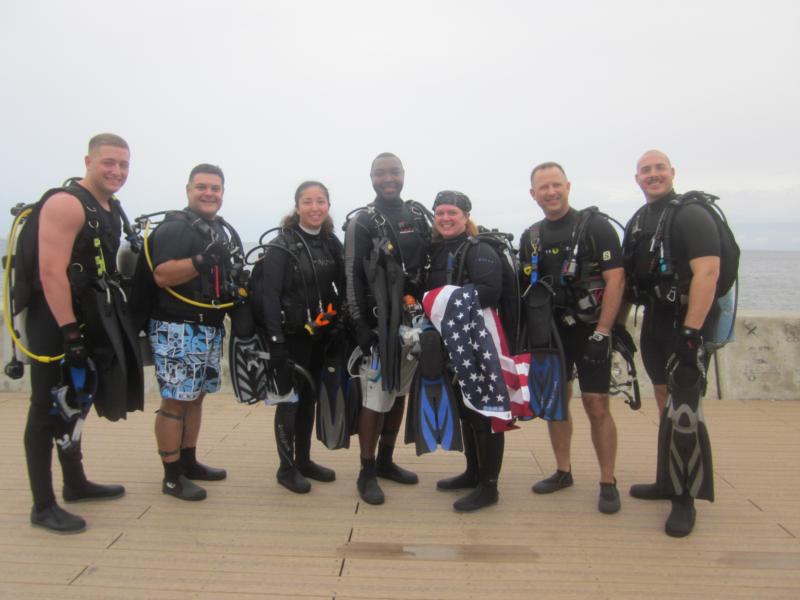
[
  {"xmin": 623, "ymin": 150, "xmax": 720, "ymax": 537},
  {"xmin": 25, "ymin": 133, "xmax": 136, "ymax": 533},
  {"xmin": 520, "ymin": 162, "xmax": 625, "ymax": 514},
  {"xmin": 344, "ymin": 153, "xmax": 430, "ymax": 505}
]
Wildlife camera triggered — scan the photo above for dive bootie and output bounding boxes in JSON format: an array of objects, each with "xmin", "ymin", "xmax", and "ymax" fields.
[
  {"xmin": 598, "ymin": 480, "xmax": 621, "ymax": 514},
  {"xmin": 31, "ymin": 503, "xmax": 86, "ymax": 534},
  {"xmin": 63, "ymin": 480, "xmax": 126, "ymax": 503},
  {"xmin": 163, "ymin": 475, "xmax": 207, "ymax": 501},
  {"xmin": 297, "ymin": 460, "xmax": 336, "ymax": 482},
  {"xmin": 181, "ymin": 448, "xmax": 227, "ymax": 481},
  {"xmin": 277, "ymin": 466, "xmax": 311, "ymax": 494},
  {"xmin": 629, "ymin": 482, "xmax": 670, "ymax": 500},
  {"xmin": 376, "ymin": 445, "xmax": 418, "ymax": 484},
  {"xmin": 274, "ymin": 403, "xmax": 310, "ymax": 493},
  {"xmin": 532, "ymin": 469, "xmax": 573, "ymax": 494},
  {"xmin": 453, "ymin": 482, "xmax": 498, "ymax": 512},
  {"xmin": 665, "ymin": 494, "xmax": 696, "ymax": 538},
  {"xmin": 357, "ymin": 457, "xmax": 385, "ymax": 505},
  {"xmin": 437, "ymin": 423, "xmax": 479, "ymax": 491}
]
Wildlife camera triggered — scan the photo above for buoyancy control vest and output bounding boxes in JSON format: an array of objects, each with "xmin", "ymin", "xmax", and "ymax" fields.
[
  {"xmin": 445, "ymin": 229, "xmax": 522, "ymax": 354},
  {"xmin": 344, "ymin": 199, "xmax": 432, "ymax": 295},
  {"xmin": 248, "ymin": 226, "xmax": 344, "ymax": 337},
  {"xmin": 136, "ymin": 208, "xmax": 247, "ymax": 327},
  {"xmin": 521, "ymin": 207, "xmax": 622, "ymax": 325},
  {"xmin": 3, "ymin": 178, "xmax": 139, "ymax": 368},
  {"xmin": 623, "ymin": 190, "xmax": 739, "ymax": 306}
]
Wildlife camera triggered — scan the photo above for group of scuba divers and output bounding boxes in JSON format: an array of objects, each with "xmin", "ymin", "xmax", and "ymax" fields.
[{"xmin": 4, "ymin": 133, "xmax": 739, "ymax": 541}]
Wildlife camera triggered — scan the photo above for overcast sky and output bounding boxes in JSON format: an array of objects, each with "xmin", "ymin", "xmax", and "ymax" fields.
[{"xmin": 2, "ymin": 0, "xmax": 798, "ymax": 250}]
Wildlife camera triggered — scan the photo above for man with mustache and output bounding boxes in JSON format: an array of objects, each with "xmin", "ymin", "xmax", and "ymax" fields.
[{"xmin": 622, "ymin": 150, "xmax": 721, "ymax": 537}]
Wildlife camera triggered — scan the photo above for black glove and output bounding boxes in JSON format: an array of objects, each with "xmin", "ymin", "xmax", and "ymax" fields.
[
  {"xmin": 355, "ymin": 322, "xmax": 377, "ymax": 355},
  {"xmin": 192, "ymin": 239, "xmax": 231, "ymax": 274},
  {"xmin": 583, "ymin": 330, "xmax": 611, "ymax": 366},
  {"xmin": 674, "ymin": 326, "xmax": 703, "ymax": 368},
  {"xmin": 268, "ymin": 342, "xmax": 288, "ymax": 372},
  {"xmin": 60, "ymin": 322, "xmax": 88, "ymax": 369},
  {"xmin": 612, "ymin": 324, "xmax": 636, "ymax": 354}
]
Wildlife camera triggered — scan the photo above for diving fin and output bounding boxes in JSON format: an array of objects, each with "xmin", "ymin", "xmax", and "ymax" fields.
[
  {"xmin": 409, "ymin": 329, "xmax": 463, "ymax": 456},
  {"xmin": 656, "ymin": 363, "xmax": 714, "ymax": 502},
  {"xmin": 316, "ymin": 348, "xmax": 350, "ymax": 450},
  {"xmin": 229, "ymin": 333, "xmax": 269, "ymax": 404},
  {"xmin": 524, "ymin": 281, "xmax": 567, "ymax": 421},
  {"xmin": 610, "ymin": 331, "xmax": 642, "ymax": 410}
]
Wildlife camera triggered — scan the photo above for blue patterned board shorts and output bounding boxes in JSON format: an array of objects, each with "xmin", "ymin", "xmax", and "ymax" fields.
[{"xmin": 148, "ymin": 319, "xmax": 224, "ymax": 401}]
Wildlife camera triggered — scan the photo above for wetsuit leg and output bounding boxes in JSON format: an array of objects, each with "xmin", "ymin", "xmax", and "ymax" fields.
[
  {"xmin": 23, "ymin": 297, "xmax": 69, "ymax": 510},
  {"xmin": 453, "ymin": 412, "xmax": 502, "ymax": 512},
  {"xmin": 274, "ymin": 402, "xmax": 310, "ymax": 493}
]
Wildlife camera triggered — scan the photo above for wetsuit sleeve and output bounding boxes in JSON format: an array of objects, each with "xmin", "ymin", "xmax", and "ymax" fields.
[
  {"xmin": 673, "ymin": 204, "xmax": 720, "ymax": 260},
  {"xmin": 258, "ymin": 247, "xmax": 292, "ymax": 341},
  {"xmin": 465, "ymin": 242, "xmax": 503, "ymax": 308},
  {"xmin": 344, "ymin": 212, "xmax": 375, "ymax": 329},
  {"xmin": 587, "ymin": 217, "xmax": 623, "ymax": 271},
  {"xmin": 149, "ymin": 220, "xmax": 197, "ymax": 268}
]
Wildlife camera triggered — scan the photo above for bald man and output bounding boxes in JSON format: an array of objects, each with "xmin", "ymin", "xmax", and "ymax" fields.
[{"xmin": 619, "ymin": 150, "xmax": 721, "ymax": 537}]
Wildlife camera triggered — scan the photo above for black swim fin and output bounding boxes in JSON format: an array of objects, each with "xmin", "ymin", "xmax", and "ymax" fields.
[
  {"xmin": 316, "ymin": 348, "xmax": 350, "ymax": 450},
  {"xmin": 409, "ymin": 329, "xmax": 463, "ymax": 456},
  {"xmin": 656, "ymin": 364, "xmax": 714, "ymax": 502},
  {"xmin": 229, "ymin": 333, "xmax": 269, "ymax": 404}
]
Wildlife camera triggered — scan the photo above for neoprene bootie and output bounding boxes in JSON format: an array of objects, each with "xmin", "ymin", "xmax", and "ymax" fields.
[
  {"xmin": 437, "ymin": 422, "xmax": 479, "ymax": 491},
  {"xmin": 357, "ymin": 457, "xmax": 385, "ymax": 505},
  {"xmin": 31, "ymin": 503, "xmax": 86, "ymax": 534},
  {"xmin": 181, "ymin": 447, "xmax": 227, "ymax": 481},
  {"xmin": 376, "ymin": 445, "xmax": 418, "ymax": 484}
]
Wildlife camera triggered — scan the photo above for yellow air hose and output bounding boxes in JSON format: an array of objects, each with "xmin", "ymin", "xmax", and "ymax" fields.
[{"xmin": 3, "ymin": 207, "xmax": 64, "ymax": 363}]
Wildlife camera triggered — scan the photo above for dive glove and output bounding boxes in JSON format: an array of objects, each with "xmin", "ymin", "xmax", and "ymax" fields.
[
  {"xmin": 355, "ymin": 322, "xmax": 377, "ymax": 355},
  {"xmin": 192, "ymin": 239, "xmax": 231, "ymax": 274},
  {"xmin": 674, "ymin": 326, "xmax": 703, "ymax": 368},
  {"xmin": 268, "ymin": 342, "xmax": 288, "ymax": 372},
  {"xmin": 584, "ymin": 330, "xmax": 611, "ymax": 366},
  {"xmin": 60, "ymin": 322, "xmax": 88, "ymax": 369}
]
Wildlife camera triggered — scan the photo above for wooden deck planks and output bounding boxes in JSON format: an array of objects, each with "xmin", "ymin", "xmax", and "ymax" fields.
[{"xmin": 0, "ymin": 391, "xmax": 797, "ymax": 599}]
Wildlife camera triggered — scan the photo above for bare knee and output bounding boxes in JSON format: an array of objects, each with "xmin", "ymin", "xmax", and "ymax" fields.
[{"xmin": 582, "ymin": 394, "xmax": 611, "ymax": 422}]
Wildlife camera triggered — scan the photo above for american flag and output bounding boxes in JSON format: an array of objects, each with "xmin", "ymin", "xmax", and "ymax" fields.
[{"xmin": 423, "ymin": 285, "xmax": 534, "ymax": 432}]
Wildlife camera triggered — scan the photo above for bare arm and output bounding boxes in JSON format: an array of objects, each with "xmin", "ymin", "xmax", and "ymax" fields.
[
  {"xmin": 683, "ymin": 255, "xmax": 719, "ymax": 330},
  {"xmin": 615, "ymin": 301, "xmax": 632, "ymax": 326},
  {"xmin": 38, "ymin": 193, "xmax": 84, "ymax": 327},
  {"xmin": 595, "ymin": 267, "xmax": 625, "ymax": 335},
  {"xmin": 153, "ymin": 258, "xmax": 199, "ymax": 288}
]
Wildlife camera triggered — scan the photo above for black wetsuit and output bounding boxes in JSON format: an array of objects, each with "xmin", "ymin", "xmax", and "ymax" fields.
[
  {"xmin": 624, "ymin": 191, "xmax": 721, "ymax": 384},
  {"xmin": 344, "ymin": 198, "xmax": 429, "ymax": 339},
  {"xmin": 519, "ymin": 208, "xmax": 623, "ymax": 393},
  {"xmin": 252, "ymin": 224, "xmax": 344, "ymax": 467},
  {"xmin": 24, "ymin": 186, "xmax": 137, "ymax": 511}
]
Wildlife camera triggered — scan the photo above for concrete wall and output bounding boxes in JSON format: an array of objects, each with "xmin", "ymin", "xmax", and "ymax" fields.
[{"xmin": 2, "ymin": 310, "xmax": 798, "ymax": 401}]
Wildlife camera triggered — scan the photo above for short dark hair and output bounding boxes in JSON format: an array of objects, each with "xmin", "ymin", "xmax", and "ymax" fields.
[
  {"xmin": 294, "ymin": 180, "xmax": 330, "ymax": 206},
  {"xmin": 88, "ymin": 133, "xmax": 129, "ymax": 153},
  {"xmin": 530, "ymin": 161, "xmax": 566, "ymax": 184},
  {"xmin": 371, "ymin": 152, "xmax": 403, "ymax": 171},
  {"xmin": 188, "ymin": 163, "xmax": 225, "ymax": 186}
]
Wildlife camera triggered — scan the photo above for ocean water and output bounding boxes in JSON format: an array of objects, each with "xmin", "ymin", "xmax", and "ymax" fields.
[
  {"xmin": 737, "ymin": 250, "xmax": 799, "ymax": 312},
  {"xmin": 1, "ymin": 243, "xmax": 796, "ymax": 312}
]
